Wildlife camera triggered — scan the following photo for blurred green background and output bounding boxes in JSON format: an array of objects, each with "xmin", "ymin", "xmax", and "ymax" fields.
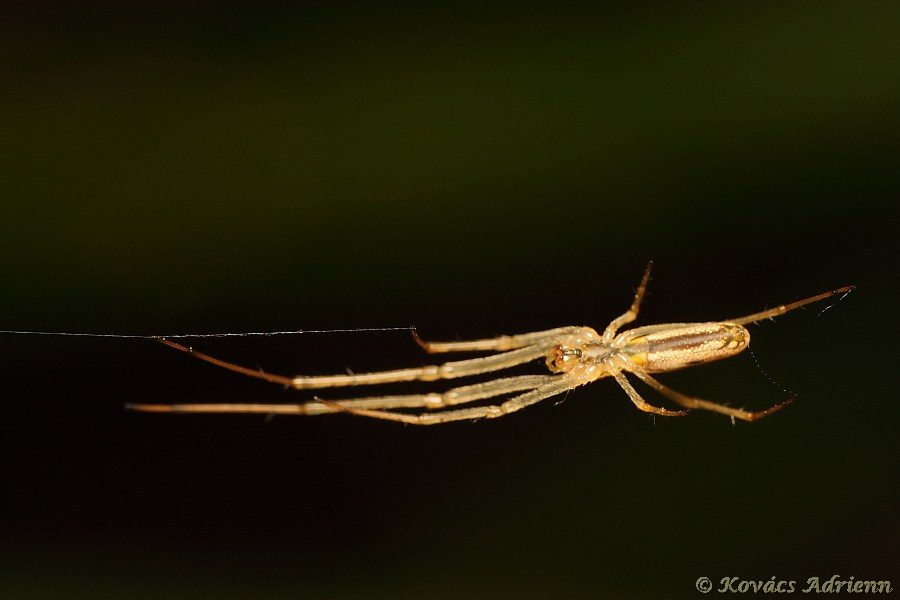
[{"xmin": 2, "ymin": 3, "xmax": 898, "ymax": 599}]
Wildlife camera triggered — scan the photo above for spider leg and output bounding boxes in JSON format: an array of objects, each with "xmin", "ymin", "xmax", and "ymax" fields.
[
  {"xmin": 726, "ymin": 285, "xmax": 854, "ymax": 326},
  {"xmin": 126, "ymin": 375, "xmax": 557, "ymax": 415},
  {"xmin": 157, "ymin": 338, "xmax": 550, "ymax": 389},
  {"xmin": 603, "ymin": 261, "xmax": 653, "ymax": 341},
  {"xmin": 628, "ymin": 365, "xmax": 793, "ymax": 422},
  {"xmin": 319, "ymin": 376, "xmax": 584, "ymax": 425},
  {"xmin": 413, "ymin": 326, "xmax": 588, "ymax": 353},
  {"xmin": 610, "ymin": 369, "xmax": 690, "ymax": 417}
]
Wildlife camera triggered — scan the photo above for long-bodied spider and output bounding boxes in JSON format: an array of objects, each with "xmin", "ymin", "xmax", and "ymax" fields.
[{"xmin": 127, "ymin": 263, "xmax": 852, "ymax": 424}]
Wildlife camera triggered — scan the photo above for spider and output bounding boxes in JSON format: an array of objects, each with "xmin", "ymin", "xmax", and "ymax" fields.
[{"xmin": 126, "ymin": 263, "xmax": 852, "ymax": 424}]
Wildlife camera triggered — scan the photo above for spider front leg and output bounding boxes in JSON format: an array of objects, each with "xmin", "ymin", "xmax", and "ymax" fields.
[
  {"xmin": 127, "ymin": 375, "xmax": 558, "ymax": 415},
  {"xmin": 412, "ymin": 326, "xmax": 588, "ymax": 353},
  {"xmin": 320, "ymin": 377, "xmax": 585, "ymax": 425},
  {"xmin": 157, "ymin": 338, "xmax": 551, "ymax": 389}
]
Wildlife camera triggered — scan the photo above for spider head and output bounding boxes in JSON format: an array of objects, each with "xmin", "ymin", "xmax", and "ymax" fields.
[{"xmin": 547, "ymin": 345, "xmax": 582, "ymax": 373}]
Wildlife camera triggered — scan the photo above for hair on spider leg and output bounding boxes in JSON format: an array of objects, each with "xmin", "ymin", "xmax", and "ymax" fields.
[{"xmin": 553, "ymin": 389, "xmax": 574, "ymax": 407}]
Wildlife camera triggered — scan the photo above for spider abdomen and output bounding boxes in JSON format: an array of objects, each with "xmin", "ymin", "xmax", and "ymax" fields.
[{"xmin": 619, "ymin": 322, "xmax": 750, "ymax": 373}]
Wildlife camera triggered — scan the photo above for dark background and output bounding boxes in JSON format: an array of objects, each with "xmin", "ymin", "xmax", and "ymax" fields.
[{"xmin": 2, "ymin": 4, "xmax": 898, "ymax": 598}]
